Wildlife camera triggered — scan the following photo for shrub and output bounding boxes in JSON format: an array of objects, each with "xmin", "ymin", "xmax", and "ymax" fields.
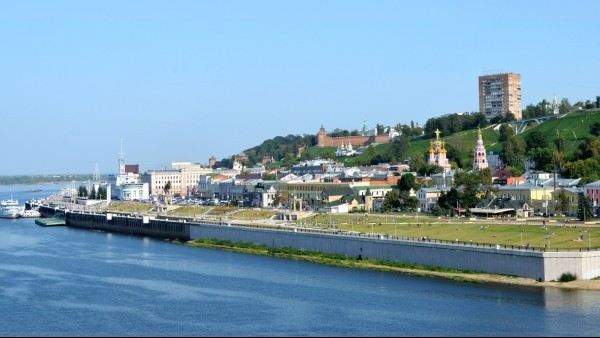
[{"xmin": 558, "ymin": 272, "xmax": 577, "ymax": 282}]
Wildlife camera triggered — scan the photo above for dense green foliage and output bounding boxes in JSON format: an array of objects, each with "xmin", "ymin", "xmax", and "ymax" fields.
[
  {"xmin": 522, "ymin": 98, "xmax": 571, "ymax": 119},
  {"xmin": 242, "ymin": 134, "xmax": 316, "ymax": 165},
  {"xmin": 382, "ymin": 174, "xmax": 419, "ymax": 212},
  {"xmin": 558, "ymin": 272, "xmax": 577, "ymax": 282},
  {"xmin": 424, "ymin": 112, "xmax": 488, "ymax": 138}
]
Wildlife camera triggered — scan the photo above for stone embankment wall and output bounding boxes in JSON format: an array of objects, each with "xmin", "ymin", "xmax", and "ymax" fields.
[
  {"xmin": 39, "ymin": 206, "xmax": 189, "ymax": 240},
  {"xmin": 38, "ymin": 206, "xmax": 600, "ymax": 281},
  {"xmin": 189, "ymin": 223, "xmax": 600, "ymax": 282}
]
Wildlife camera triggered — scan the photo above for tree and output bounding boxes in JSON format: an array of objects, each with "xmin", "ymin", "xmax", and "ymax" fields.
[
  {"xmin": 98, "ymin": 187, "xmax": 107, "ymax": 200},
  {"xmin": 89, "ymin": 186, "xmax": 97, "ymax": 199},
  {"xmin": 431, "ymin": 204, "xmax": 445, "ymax": 216},
  {"xmin": 78, "ymin": 185, "xmax": 88, "ymax": 198},
  {"xmin": 578, "ymin": 195, "xmax": 594, "ymax": 221},
  {"xmin": 501, "ymin": 136, "xmax": 526, "ymax": 166},
  {"xmin": 563, "ymin": 159, "xmax": 600, "ymax": 183},
  {"xmin": 382, "ymin": 189, "xmax": 401, "ymax": 212},
  {"xmin": 529, "ymin": 148, "xmax": 554, "ymax": 171},
  {"xmin": 553, "ymin": 150, "xmax": 565, "ymax": 172},
  {"xmin": 591, "ymin": 122, "xmax": 600, "ymax": 137},
  {"xmin": 559, "ymin": 98, "xmax": 571, "ymax": 114},
  {"xmin": 263, "ymin": 173, "xmax": 277, "ymax": 181},
  {"xmin": 524, "ymin": 130, "xmax": 548, "ymax": 149},
  {"xmin": 554, "ymin": 131, "xmax": 565, "ymax": 153},
  {"xmin": 555, "ymin": 189, "xmax": 569, "ymax": 215},
  {"xmin": 398, "ymin": 173, "xmax": 417, "ymax": 192},
  {"xmin": 386, "ymin": 136, "xmax": 410, "ymax": 163},
  {"xmin": 498, "ymin": 124, "xmax": 515, "ymax": 143},
  {"xmin": 576, "ymin": 136, "xmax": 600, "ymax": 160},
  {"xmin": 445, "ymin": 143, "xmax": 463, "ymax": 169},
  {"xmin": 437, "ymin": 188, "xmax": 461, "ymax": 214}
]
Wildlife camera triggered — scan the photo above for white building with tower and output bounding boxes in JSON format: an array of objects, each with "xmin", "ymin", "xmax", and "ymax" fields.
[{"xmin": 108, "ymin": 140, "xmax": 150, "ymax": 201}]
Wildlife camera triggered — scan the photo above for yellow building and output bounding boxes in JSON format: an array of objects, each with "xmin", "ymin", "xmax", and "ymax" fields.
[
  {"xmin": 497, "ymin": 185, "xmax": 555, "ymax": 213},
  {"xmin": 278, "ymin": 182, "xmax": 351, "ymax": 207}
]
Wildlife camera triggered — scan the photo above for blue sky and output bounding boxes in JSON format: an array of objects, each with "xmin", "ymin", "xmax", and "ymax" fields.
[{"xmin": 0, "ymin": 0, "xmax": 598, "ymax": 175}]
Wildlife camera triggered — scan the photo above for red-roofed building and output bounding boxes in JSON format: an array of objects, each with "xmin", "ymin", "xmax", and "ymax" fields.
[{"xmin": 125, "ymin": 164, "xmax": 139, "ymax": 174}]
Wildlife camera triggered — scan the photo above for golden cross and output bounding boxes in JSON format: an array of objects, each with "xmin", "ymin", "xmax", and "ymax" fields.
[{"xmin": 434, "ymin": 129, "xmax": 441, "ymax": 139}]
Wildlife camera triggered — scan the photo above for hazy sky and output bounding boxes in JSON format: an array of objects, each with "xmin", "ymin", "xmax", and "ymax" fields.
[{"xmin": 1, "ymin": 0, "xmax": 598, "ymax": 175}]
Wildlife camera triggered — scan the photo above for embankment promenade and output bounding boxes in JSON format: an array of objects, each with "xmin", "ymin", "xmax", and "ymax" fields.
[{"xmin": 39, "ymin": 206, "xmax": 600, "ymax": 285}]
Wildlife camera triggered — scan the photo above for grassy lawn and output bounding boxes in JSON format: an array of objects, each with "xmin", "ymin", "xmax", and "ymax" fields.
[
  {"xmin": 207, "ymin": 206, "xmax": 237, "ymax": 216},
  {"xmin": 324, "ymin": 220, "xmax": 600, "ymax": 250},
  {"xmin": 107, "ymin": 202, "xmax": 153, "ymax": 213},
  {"xmin": 168, "ymin": 206, "xmax": 210, "ymax": 217},
  {"xmin": 230, "ymin": 209, "xmax": 277, "ymax": 220},
  {"xmin": 306, "ymin": 213, "xmax": 439, "ymax": 225}
]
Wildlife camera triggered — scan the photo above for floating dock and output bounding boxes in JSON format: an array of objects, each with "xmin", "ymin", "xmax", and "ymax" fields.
[{"xmin": 35, "ymin": 218, "xmax": 66, "ymax": 227}]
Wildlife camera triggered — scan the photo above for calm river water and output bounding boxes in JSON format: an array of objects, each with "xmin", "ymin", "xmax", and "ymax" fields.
[{"xmin": 1, "ymin": 184, "xmax": 600, "ymax": 336}]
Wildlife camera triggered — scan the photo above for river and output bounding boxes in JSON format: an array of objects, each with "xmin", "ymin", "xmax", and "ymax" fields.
[{"xmin": 0, "ymin": 184, "xmax": 599, "ymax": 336}]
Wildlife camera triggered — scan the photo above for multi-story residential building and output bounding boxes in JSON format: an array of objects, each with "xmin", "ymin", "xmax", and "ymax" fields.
[
  {"xmin": 142, "ymin": 162, "xmax": 213, "ymax": 197},
  {"xmin": 142, "ymin": 170, "xmax": 182, "ymax": 197},
  {"xmin": 479, "ymin": 73, "xmax": 522, "ymax": 120}
]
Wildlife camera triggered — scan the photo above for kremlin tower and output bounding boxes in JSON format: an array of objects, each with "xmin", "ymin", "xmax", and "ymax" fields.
[
  {"xmin": 472, "ymin": 128, "xmax": 488, "ymax": 171},
  {"xmin": 428, "ymin": 129, "xmax": 452, "ymax": 173}
]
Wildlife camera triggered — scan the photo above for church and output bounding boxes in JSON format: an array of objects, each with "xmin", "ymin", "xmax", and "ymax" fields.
[
  {"xmin": 428, "ymin": 129, "xmax": 452, "ymax": 173},
  {"xmin": 472, "ymin": 128, "xmax": 489, "ymax": 171}
]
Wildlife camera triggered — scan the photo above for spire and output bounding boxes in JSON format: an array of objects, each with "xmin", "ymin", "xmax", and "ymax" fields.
[
  {"xmin": 118, "ymin": 138, "xmax": 125, "ymax": 175},
  {"xmin": 118, "ymin": 137, "xmax": 125, "ymax": 160}
]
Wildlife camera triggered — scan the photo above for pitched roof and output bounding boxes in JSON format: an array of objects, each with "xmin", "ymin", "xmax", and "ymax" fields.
[{"xmin": 322, "ymin": 186, "xmax": 354, "ymax": 198}]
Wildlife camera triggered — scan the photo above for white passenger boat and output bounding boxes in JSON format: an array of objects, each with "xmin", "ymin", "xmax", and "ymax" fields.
[
  {"xmin": 20, "ymin": 209, "xmax": 41, "ymax": 218},
  {"xmin": 0, "ymin": 199, "xmax": 25, "ymax": 219}
]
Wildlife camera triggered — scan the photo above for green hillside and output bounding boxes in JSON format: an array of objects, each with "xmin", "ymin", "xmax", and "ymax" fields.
[
  {"xmin": 521, "ymin": 110, "xmax": 600, "ymax": 158},
  {"xmin": 302, "ymin": 110, "xmax": 600, "ymax": 168},
  {"xmin": 245, "ymin": 109, "xmax": 600, "ymax": 170}
]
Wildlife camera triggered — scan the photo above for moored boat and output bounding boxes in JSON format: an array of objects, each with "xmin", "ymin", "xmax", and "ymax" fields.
[
  {"xmin": 0, "ymin": 199, "xmax": 25, "ymax": 219},
  {"xmin": 20, "ymin": 209, "xmax": 41, "ymax": 218}
]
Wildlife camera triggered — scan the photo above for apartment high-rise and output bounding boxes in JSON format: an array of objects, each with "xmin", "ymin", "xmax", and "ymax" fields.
[{"xmin": 478, "ymin": 73, "xmax": 522, "ymax": 120}]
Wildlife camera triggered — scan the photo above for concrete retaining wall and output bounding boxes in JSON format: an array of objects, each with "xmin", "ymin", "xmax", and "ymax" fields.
[
  {"xmin": 65, "ymin": 212, "xmax": 190, "ymax": 241},
  {"xmin": 37, "ymin": 206, "xmax": 600, "ymax": 281},
  {"xmin": 190, "ymin": 223, "xmax": 549, "ymax": 280},
  {"xmin": 544, "ymin": 251, "xmax": 600, "ymax": 281},
  {"xmin": 190, "ymin": 223, "xmax": 600, "ymax": 282}
]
